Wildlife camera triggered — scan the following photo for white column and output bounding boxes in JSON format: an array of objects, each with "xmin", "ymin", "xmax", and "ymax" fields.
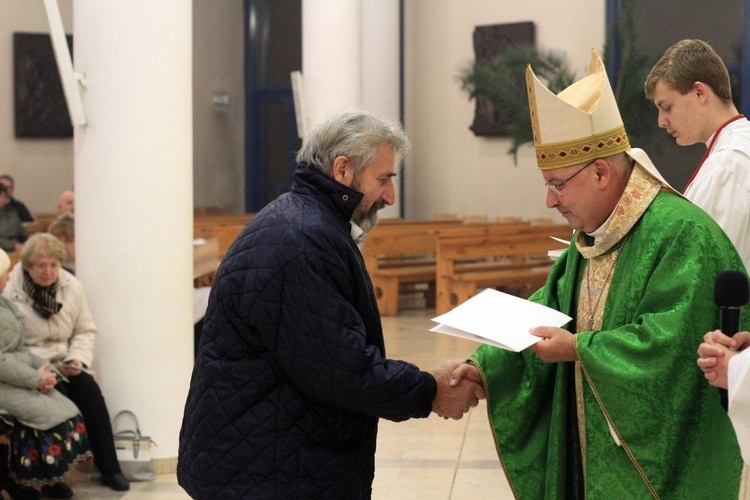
[
  {"xmin": 302, "ymin": 0, "xmax": 362, "ymax": 128},
  {"xmin": 303, "ymin": 0, "xmax": 403, "ymax": 217},
  {"xmin": 361, "ymin": 0, "xmax": 401, "ymax": 218},
  {"xmin": 361, "ymin": 0, "xmax": 400, "ymax": 120},
  {"xmin": 73, "ymin": 0, "xmax": 193, "ymax": 463}
]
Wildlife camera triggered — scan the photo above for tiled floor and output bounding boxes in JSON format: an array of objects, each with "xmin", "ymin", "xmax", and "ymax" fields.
[{"xmin": 3, "ymin": 308, "xmax": 513, "ymax": 499}]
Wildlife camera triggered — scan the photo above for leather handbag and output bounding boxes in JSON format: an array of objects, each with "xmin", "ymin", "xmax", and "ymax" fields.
[{"xmin": 112, "ymin": 410, "xmax": 157, "ymax": 481}]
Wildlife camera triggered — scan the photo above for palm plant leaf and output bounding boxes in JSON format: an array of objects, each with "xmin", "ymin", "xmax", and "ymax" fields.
[{"xmin": 458, "ymin": 45, "xmax": 576, "ymax": 161}]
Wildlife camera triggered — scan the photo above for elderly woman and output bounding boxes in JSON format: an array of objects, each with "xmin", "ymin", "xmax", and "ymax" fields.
[
  {"xmin": 0, "ymin": 247, "xmax": 91, "ymax": 500},
  {"xmin": 3, "ymin": 234, "xmax": 129, "ymax": 492}
]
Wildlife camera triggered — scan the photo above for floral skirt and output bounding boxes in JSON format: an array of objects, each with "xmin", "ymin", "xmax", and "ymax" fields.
[{"xmin": 0, "ymin": 415, "xmax": 92, "ymax": 486}]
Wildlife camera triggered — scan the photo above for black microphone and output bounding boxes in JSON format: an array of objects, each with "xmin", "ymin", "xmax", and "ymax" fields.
[
  {"xmin": 714, "ymin": 270, "xmax": 749, "ymax": 335},
  {"xmin": 713, "ymin": 270, "xmax": 749, "ymax": 410}
]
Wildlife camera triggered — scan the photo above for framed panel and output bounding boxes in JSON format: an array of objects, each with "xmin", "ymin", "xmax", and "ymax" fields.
[
  {"xmin": 13, "ymin": 32, "xmax": 73, "ymax": 138},
  {"xmin": 469, "ymin": 21, "xmax": 534, "ymax": 137}
]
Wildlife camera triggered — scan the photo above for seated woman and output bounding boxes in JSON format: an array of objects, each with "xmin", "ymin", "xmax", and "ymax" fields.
[
  {"xmin": 0, "ymin": 183, "xmax": 26, "ymax": 253},
  {"xmin": 0, "ymin": 247, "xmax": 91, "ymax": 500},
  {"xmin": 2, "ymin": 234, "xmax": 129, "ymax": 492},
  {"xmin": 47, "ymin": 214, "xmax": 75, "ymax": 275}
]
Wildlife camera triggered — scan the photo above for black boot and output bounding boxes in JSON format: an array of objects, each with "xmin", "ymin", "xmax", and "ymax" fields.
[
  {"xmin": 101, "ymin": 472, "xmax": 130, "ymax": 491},
  {"xmin": 2, "ymin": 477, "xmax": 41, "ymax": 500},
  {"xmin": 40, "ymin": 482, "xmax": 74, "ymax": 499}
]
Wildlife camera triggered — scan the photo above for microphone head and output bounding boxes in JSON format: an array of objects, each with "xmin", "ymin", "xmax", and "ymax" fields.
[{"xmin": 714, "ymin": 270, "xmax": 750, "ymax": 307}]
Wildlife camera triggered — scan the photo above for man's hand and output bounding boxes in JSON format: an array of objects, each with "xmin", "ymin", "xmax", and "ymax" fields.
[
  {"xmin": 449, "ymin": 361, "xmax": 482, "ymax": 387},
  {"xmin": 697, "ymin": 330, "xmax": 750, "ymax": 389},
  {"xmin": 431, "ymin": 359, "xmax": 485, "ymax": 420},
  {"xmin": 529, "ymin": 327, "xmax": 576, "ymax": 363}
]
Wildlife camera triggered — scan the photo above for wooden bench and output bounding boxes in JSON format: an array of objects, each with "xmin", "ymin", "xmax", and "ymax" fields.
[
  {"xmin": 194, "ymin": 213, "xmax": 255, "ymax": 259},
  {"xmin": 361, "ymin": 218, "xmax": 462, "ymax": 316},
  {"xmin": 25, "ymin": 213, "xmax": 60, "ymax": 236},
  {"xmin": 5, "ymin": 238, "xmax": 221, "ymax": 288},
  {"xmin": 193, "ymin": 237, "xmax": 220, "ymax": 287},
  {"xmin": 434, "ymin": 223, "xmax": 571, "ymax": 314}
]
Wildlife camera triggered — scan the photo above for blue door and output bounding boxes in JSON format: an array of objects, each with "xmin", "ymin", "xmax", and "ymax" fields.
[{"xmin": 244, "ymin": 0, "xmax": 301, "ymax": 212}]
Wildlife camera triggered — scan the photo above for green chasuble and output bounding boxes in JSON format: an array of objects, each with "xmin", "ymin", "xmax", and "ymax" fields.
[{"xmin": 472, "ymin": 167, "xmax": 749, "ymax": 499}]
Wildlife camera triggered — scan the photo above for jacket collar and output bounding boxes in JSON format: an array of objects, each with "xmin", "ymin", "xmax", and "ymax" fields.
[
  {"xmin": 8, "ymin": 262, "xmax": 72, "ymax": 302},
  {"xmin": 292, "ymin": 163, "xmax": 364, "ymax": 223}
]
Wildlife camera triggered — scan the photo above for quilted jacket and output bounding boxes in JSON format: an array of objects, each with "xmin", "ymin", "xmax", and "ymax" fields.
[
  {"xmin": 0, "ymin": 295, "xmax": 80, "ymax": 430},
  {"xmin": 178, "ymin": 164, "xmax": 437, "ymax": 499},
  {"xmin": 4, "ymin": 264, "xmax": 97, "ymax": 368}
]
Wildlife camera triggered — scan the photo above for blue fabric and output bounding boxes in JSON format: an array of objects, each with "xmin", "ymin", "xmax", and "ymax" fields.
[{"xmin": 178, "ymin": 164, "xmax": 436, "ymax": 499}]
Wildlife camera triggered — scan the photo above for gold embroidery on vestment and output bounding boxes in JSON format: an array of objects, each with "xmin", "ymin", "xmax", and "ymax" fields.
[{"xmin": 573, "ymin": 163, "xmax": 664, "ymax": 497}]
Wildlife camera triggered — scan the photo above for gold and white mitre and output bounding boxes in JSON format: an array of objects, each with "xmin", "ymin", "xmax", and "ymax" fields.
[
  {"xmin": 525, "ymin": 49, "xmax": 677, "ymax": 192},
  {"xmin": 526, "ymin": 49, "xmax": 630, "ymax": 170}
]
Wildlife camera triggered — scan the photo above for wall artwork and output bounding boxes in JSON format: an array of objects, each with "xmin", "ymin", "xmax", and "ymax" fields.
[
  {"xmin": 469, "ymin": 21, "xmax": 535, "ymax": 137},
  {"xmin": 13, "ymin": 32, "xmax": 73, "ymax": 138}
]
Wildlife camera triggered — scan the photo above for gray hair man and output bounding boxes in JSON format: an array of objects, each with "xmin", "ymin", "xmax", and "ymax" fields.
[{"xmin": 178, "ymin": 109, "xmax": 484, "ymax": 499}]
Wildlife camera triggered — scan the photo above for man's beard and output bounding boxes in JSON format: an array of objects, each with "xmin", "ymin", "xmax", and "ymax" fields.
[{"xmin": 352, "ymin": 199, "xmax": 386, "ymax": 234}]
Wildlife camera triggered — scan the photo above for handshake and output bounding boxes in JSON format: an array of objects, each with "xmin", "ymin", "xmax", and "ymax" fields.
[{"xmin": 430, "ymin": 359, "xmax": 485, "ymax": 420}]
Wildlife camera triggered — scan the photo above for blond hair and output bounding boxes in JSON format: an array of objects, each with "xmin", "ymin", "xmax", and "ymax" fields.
[
  {"xmin": 21, "ymin": 233, "xmax": 66, "ymax": 270},
  {"xmin": 48, "ymin": 213, "xmax": 75, "ymax": 243}
]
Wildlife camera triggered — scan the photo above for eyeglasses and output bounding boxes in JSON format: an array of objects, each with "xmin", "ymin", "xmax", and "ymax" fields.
[{"xmin": 544, "ymin": 158, "xmax": 597, "ymax": 196}]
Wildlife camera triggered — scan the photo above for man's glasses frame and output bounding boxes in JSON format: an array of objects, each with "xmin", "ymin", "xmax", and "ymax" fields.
[{"xmin": 544, "ymin": 158, "xmax": 598, "ymax": 196}]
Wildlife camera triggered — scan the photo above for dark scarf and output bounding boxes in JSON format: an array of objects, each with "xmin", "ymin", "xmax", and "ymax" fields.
[{"xmin": 23, "ymin": 269, "xmax": 63, "ymax": 319}]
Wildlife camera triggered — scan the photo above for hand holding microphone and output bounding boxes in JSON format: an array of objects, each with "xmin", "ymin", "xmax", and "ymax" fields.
[{"xmin": 706, "ymin": 271, "xmax": 750, "ymax": 408}]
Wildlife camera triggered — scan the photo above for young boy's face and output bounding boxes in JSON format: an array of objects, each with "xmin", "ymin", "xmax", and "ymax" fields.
[{"xmin": 652, "ymin": 80, "xmax": 707, "ymax": 146}]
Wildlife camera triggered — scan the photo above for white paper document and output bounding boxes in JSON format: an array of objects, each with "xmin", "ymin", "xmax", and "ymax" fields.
[
  {"xmin": 548, "ymin": 236, "xmax": 569, "ymax": 261},
  {"xmin": 430, "ymin": 288, "xmax": 572, "ymax": 352}
]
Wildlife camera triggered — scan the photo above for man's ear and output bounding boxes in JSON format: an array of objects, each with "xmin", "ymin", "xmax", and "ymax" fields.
[
  {"xmin": 694, "ymin": 81, "xmax": 709, "ymax": 103},
  {"xmin": 332, "ymin": 155, "xmax": 350, "ymax": 185},
  {"xmin": 593, "ymin": 159, "xmax": 610, "ymax": 187}
]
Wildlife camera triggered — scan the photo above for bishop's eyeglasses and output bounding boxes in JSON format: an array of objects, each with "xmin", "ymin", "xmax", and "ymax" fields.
[{"xmin": 544, "ymin": 158, "xmax": 597, "ymax": 196}]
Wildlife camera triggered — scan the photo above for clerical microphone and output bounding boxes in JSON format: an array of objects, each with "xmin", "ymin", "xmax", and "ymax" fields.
[{"xmin": 714, "ymin": 270, "xmax": 750, "ymax": 410}]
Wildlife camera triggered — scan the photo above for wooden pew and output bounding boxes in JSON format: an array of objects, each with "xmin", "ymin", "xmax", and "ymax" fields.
[
  {"xmin": 5, "ymin": 238, "xmax": 221, "ymax": 287},
  {"xmin": 434, "ymin": 223, "xmax": 571, "ymax": 314},
  {"xmin": 25, "ymin": 212, "xmax": 59, "ymax": 236},
  {"xmin": 361, "ymin": 218, "xmax": 462, "ymax": 316},
  {"xmin": 7, "ymin": 250, "xmax": 20, "ymax": 271},
  {"xmin": 193, "ymin": 213, "xmax": 255, "ymax": 259},
  {"xmin": 193, "ymin": 237, "xmax": 220, "ymax": 287}
]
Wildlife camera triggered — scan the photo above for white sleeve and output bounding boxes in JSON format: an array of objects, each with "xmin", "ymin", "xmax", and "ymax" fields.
[
  {"xmin": 728, "ymin": 349, "xmax": 750, "ymax": 464},
  {"xmin": 686, "ymin": 151, "xmax": 750, "ymax": 268}
]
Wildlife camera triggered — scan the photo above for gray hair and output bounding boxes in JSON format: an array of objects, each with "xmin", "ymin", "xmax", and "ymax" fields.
[{"xmin": 295, "ymin": 109, "xmax": 411, "ymax": 175}]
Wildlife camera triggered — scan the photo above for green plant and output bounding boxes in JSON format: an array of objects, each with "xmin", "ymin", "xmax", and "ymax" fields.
[
  {"xmin": 459, "ymin": 6, "xmax": 659, "ymax": 162},
  {"xmin": 458, "ymin": 45, "xmax": 575, "ymax": 161}
]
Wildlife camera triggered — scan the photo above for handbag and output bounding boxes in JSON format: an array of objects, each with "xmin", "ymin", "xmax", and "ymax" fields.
[{"xmin": 112, "ymin": 410, "xmax": 157, "ymax": 481}]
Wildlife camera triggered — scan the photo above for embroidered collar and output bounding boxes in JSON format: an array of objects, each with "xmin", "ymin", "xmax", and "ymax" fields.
[{"xmin": 575, "ymin": 164, "xmax": 663, "ymax": 259}]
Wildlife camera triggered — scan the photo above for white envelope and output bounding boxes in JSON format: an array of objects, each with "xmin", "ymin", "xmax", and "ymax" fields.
[{"xmin": 430, "ymin": 288, "xmax": 572, "ymax": 352}]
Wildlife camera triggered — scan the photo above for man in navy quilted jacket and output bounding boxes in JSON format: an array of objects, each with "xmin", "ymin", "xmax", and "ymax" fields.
[{"xmin": 178, "ymin": 110, "xmax": 484, "ymax": 499}]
